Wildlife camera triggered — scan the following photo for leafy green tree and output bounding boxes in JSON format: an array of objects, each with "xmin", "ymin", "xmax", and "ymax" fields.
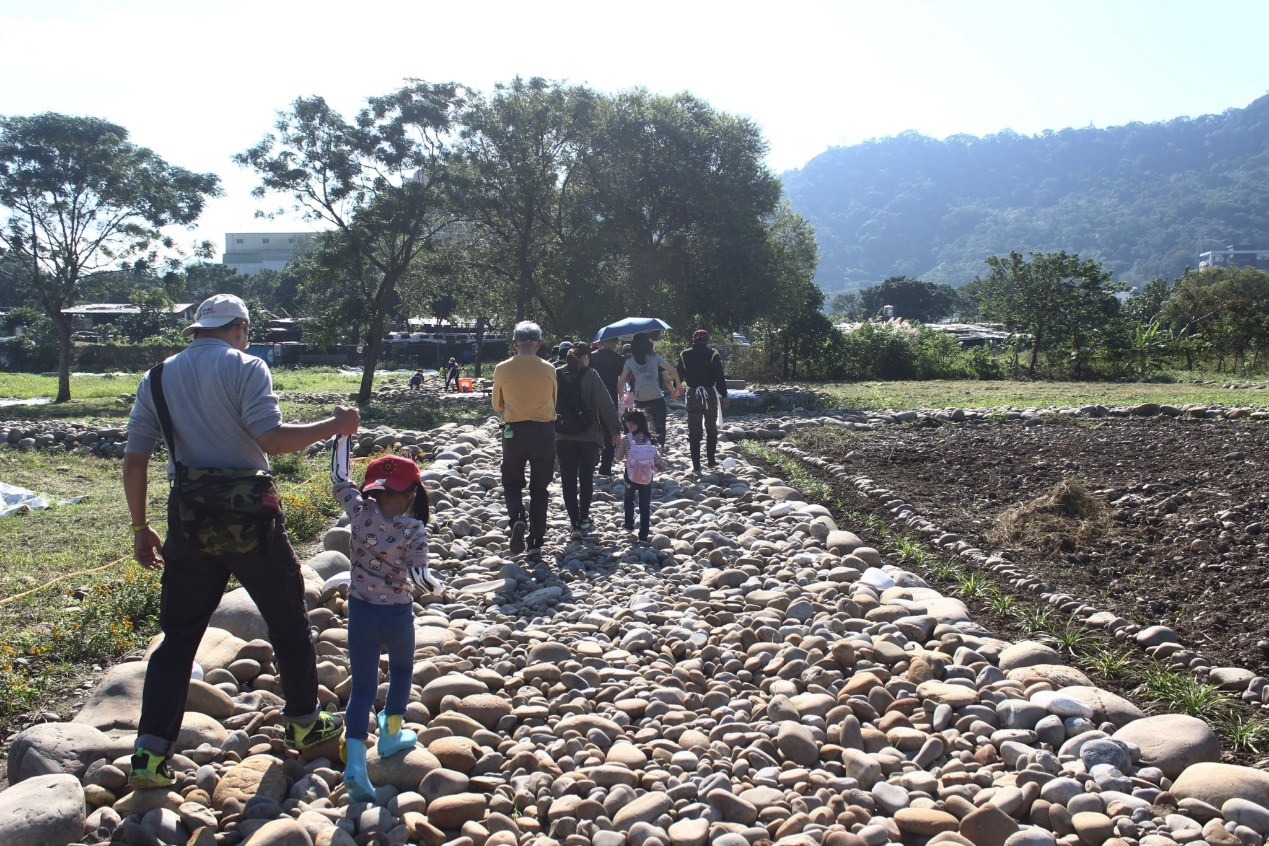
[
  {"xmin": 0, "ymin": 113, "xmax": 219, "ymax": 400},
  {"xmin": 1161, "ymin": 266, "xmax": 1269, "ymax": 373},
  {"xmin": 573, "ymin": 89, "xmax": 782, "ymax": 332},
  {"xmin": 828, "ymin": 291, "xmax": 860, "ymax": 319},
  {"xmin": 456, "ymin": 77, "xmax": 596, "ymax": 326},
  {"xmin": 183, "ymin": 262, "xmax": 248, "ymax": 300},
  {"xmin": 236, "ymin": 82, "xmax": 465, "ymax": 404},
  {"xmin": 1124, "ymin": 277, "xmax": 1171, "ymax": 324},
  {"xmin": 856, "ymin": 276, "xmax": 959, "ymax": 322},
  {"xmin": 974, "ymin": 251, "xmax": 1117, "ymax": 377}
]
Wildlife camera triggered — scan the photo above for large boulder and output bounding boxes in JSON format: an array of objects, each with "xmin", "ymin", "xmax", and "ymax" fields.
[
  {"xmin": 420, "ymin": 674, "xmax": 489, "ymax": 712},
  {"xmin": 176, "ymin": 711, "xmax": 228, "ymax": 752},
  {"xmin": 1053, "ymin": 686, "xmax": 1144, "ymax": 727},
  {"xmin": 1171, "ymin": 763, "xmax": 1269, "ymax": 808},
  {"xmin": 299, "ymin": 564, "xmax": 325, "ymax": 611},
  {"xmin": 241, "ymin": 817, "xmax": 314, "ymax": 845},
  {"xmin": 0, "ymin": 773, "xmax": 85, "ymax": 846},
  {"xmin": 186, "ymin": 679, "xmax": 235, "ymax": 719},
  {"xmin": 1113, "ymin": 714, "xmax": 1220, "ymax": 779},
  {"xmin": 209, "ymin": 587, "xmax": 269, "ymax": 642},
  {"xmin": 826, "ymin": 530, "xmax": 864, "ymax": 554},
  {"xmin": 318, "ymin": 532, "xmax": 352, "ymax": 561},
  {"xmin": 367, "ymin": 745, "xmax": 442, "ymax": 793},
  {"xmin": 998, "ymin": 641, "xmax": 1063, "ymax": 672},
  {"xmin": 194, "ymin": 627, "xmax": 250, "ymax": 673},
  {"xmin": 73, "ymin": 661, "xmax": 147, "ymax": 731},
  {"xmin": 6, "ymin": 722, "xmax": 133, "ymax": 784},
  {"xmin": 212, "ymin": 755, "xmax": 289, "ymax": 810}
]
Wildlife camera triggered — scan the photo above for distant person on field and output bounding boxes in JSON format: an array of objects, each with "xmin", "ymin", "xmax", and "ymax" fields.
[
  {"xmin": 677, "ymin": 329, "xmax": 730, "ymax": 474},
  {"xmin": 410, "ymin": 369, "xmax": 425, "ymax": 391},
  {"xmin": 443, "ymin": 358, "xmax": 459, "ymax": 392},
  {"xmin": 123, "ymin": 293, "xmax": 357, "ymax": 788},
  {"xmin": 492, "ymin": 321, "xmax": 557, "ymax": 557}
]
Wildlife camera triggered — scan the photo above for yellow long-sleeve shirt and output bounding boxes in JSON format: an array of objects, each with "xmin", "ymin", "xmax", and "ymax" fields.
[{"xmin": 492, "ymin": 354, "xmax": 558, "ymax": 423}]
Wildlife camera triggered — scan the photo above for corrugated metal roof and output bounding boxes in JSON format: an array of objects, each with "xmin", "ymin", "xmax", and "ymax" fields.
[{"xmin": 61, "ymin": 303, "xmax": 194, "ymax": 315}]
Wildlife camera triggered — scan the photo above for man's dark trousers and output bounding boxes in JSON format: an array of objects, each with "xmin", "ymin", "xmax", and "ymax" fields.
[
  {"xmin": 557, "ymin": 439, "xmax": 601, "ymax": 524},
  {"xmin": 687, "ymin": 391, "xmax": 720, "ymax": 468},
  {"xmin": 501, "ymin": 421, "xmax": 556, "ymax": 545},
  {"xmin": 137, "ymin": 492, "xmax": 318, "ymax": 753}
]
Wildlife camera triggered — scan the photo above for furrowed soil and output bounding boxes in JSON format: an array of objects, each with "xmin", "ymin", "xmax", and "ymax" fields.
[{"xmin": 800, "ymin": 415, "xmax": 1269, "ymax": 675}]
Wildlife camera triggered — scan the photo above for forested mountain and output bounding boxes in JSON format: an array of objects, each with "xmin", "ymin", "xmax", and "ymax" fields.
[{"xmin": 782, "ymin": 94, "xmax": 1269, "ymax": 295}]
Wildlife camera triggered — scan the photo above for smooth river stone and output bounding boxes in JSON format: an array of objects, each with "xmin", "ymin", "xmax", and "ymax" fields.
[
  {"xmin": 1171, "ymin": 763, "xmax": 1269, "ymax": 808},
  {"xmin": 917, "ymin": 680, "xmax": 979, "ymax": 708},
  {"xmin": 1113, "ymin": 714, "xmax": 1220, "ymax": 779},
  {"xmin": 1053, "ymin": 686, "xmax": 1144, "ymax": 727}
]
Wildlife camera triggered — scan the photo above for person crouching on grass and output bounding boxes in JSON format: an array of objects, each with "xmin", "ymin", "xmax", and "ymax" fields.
[{"xmin": 331, "ymin": 436, "xmax": 446, "ymax": 802}]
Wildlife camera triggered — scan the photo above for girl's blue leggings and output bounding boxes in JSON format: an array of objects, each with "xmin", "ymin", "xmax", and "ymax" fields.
[{"xmin": 345, "ymin": 597, "xmax": 415, "ymax": 740}]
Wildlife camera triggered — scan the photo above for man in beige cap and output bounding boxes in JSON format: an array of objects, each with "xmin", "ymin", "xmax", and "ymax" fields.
[{"xmin": 122, "ymin": 293, "xmax": 360, "ymax": 787}]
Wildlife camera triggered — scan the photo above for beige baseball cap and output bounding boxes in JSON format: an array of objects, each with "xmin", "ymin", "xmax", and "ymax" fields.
[{"xmin": 184, "ymin": 294, "xmax": 249, "ymax": 337}]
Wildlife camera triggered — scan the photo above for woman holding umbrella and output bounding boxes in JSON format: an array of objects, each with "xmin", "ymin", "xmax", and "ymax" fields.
[{"xmin": 619, "ymin": 332, "xmax": 678, "ymax": 449}]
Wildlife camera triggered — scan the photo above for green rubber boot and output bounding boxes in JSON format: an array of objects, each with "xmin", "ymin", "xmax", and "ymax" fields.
[{"xmin": 343, "ymin": 737, "xmax": 376, "ymax": 803}]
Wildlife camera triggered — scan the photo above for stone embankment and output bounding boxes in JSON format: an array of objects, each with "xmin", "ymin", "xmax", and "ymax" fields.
[{"xmin": 3, "ymin": 415, "xmax": 1269, "ymax": 846}]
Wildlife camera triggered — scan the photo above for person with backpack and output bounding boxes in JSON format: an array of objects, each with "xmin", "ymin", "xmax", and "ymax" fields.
[
  {"xmin": 619, "ymin": 332, "xmax": 677, "ymax": 449},
  {"xmin": 443, "ymin": 358, "xmax": 459, "ymax": 392},
  {"xmin": 614, "ymin": 408, "xmax": 659, "ymax": 543},
  {"xmin": 676, "ymin": 329, "xmax": 731, "ymax": 474},
  {"xmin": 555, "ymin": 346, "xmax": 621, "ymax": 538}
]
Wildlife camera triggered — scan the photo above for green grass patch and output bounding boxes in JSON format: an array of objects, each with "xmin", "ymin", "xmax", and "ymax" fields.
[
  {"xmin": 0, "ymin": 446, "xmax": 340, "ymax": 737},
  {"xmin": 738, "ymin": 442, "xmax": 830, "ymax": 504},
  {"xmin": 786, "ymin": 425, "xmax": 863, "ymax": 454},
  {"xmin": 1133, "ymin": 663, "xmax": 1232, "ymax": 721},
  {"xmin": 820, "ymin": 378, "xmax": 1269, "ymax": 412}
]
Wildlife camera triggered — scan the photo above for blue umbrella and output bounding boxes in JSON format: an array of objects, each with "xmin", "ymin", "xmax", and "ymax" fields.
[{"xmin": 593, "ymin": 317, "xmax": 671, "ymax": 343}]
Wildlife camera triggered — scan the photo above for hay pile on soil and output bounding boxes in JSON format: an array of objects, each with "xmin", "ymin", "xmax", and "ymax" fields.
[{"xmin": 990, "ymin": 477, "xmax": 1110, "ymax": 553}]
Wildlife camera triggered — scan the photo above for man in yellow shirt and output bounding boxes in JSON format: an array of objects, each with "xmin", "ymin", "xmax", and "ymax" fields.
[{"xmin": 492, "ymin": 321, "xmax": 558, "ymax": 556}]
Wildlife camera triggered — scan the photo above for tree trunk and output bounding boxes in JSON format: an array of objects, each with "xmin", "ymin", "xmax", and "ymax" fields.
[
  {"xmin": 357, "ymin": 270, "xmax": 403, "ymax": 405},
  {"xmin": 53, "ymin": 311, "xmax": 73, "ymax": 403},
  {"xmin": 1028, "ymin": 325, "xmax": 1043, "ymax": 377},
  {"xmin": 473, "ymin": 315, "xmax": 487, "ymax": 379}
]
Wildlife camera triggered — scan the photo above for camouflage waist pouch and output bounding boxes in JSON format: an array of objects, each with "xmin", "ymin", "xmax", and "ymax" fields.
[{"xmin": 175, "ymin": 466, "xmax": 282, "ymax": 555}]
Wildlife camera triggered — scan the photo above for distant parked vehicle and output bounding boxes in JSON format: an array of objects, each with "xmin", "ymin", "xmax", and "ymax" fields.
[{"xmin": 731, "ymin": 333, "xmax": 751, "ymax": 347}]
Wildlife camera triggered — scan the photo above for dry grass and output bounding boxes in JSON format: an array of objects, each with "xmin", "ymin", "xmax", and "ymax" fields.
[
  {"xmin": 786, "ymin": 424, "xmax": 863, "ymax": 454},
  {"xmin": 990, "ymin": 477, "xmax": 1110, "ymax": 553}
]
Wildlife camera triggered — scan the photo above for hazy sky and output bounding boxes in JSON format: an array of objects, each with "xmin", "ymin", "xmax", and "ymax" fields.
[{"xmin": 3, "ymin": 0, "xmax": 1267, "ymax": 258}]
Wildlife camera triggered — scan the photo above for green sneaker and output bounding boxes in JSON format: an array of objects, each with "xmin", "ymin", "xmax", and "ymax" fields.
[
  {"xmin": 285, "ymin": 710, "xmax": 343, "ymax": 751},
  {"xmin": 129, "ymin": 747, "xmax": 175, "ymax": 788}
]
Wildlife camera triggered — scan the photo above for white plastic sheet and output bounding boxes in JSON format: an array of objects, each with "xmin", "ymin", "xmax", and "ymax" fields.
[{"xmin": 0, "ymin": 482, "xmax": 84, "ymax": 518}]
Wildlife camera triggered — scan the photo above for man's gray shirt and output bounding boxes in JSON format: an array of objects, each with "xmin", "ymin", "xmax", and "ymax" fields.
[{"xmin": 125, "ymin": 338, "xmax": 282, "ymax": 476}]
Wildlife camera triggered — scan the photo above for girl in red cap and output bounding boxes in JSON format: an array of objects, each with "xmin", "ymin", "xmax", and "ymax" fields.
[{"xmin": 330, "ymin": 435, "xmax": 445, "ymax": 802}]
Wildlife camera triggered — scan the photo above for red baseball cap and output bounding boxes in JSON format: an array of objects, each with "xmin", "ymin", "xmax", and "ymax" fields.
[{"xmin": 362, "ymin": 455, "xmax": 422, "ymax": 494}]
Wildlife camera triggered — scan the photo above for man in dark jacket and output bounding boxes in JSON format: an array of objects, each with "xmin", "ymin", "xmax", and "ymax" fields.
[
  {"xmin": 588, "ymin": 337, "xmax": 625, "ymax": 475},
  {"xmin": 676, "ymin": 329, "xmax": 730, "ymax": 474}
]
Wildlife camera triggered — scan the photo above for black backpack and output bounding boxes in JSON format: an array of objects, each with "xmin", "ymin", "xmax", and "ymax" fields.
[{"xmin": 555, "ymin": 366, "xmax": 592, "ymax": 435}]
